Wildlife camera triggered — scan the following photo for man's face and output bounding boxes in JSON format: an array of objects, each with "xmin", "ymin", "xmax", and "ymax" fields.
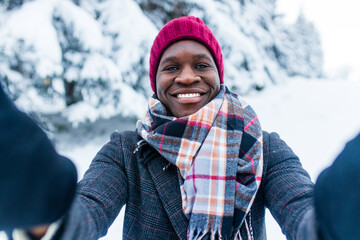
[{"xmin": 155, "ymin": 40, "xmax": 221, "ymax": 118}]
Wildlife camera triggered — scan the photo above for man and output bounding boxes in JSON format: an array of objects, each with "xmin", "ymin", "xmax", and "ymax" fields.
[{"xmin": 1, "ymin": 16, "xmax": 359, "ymax": 240}]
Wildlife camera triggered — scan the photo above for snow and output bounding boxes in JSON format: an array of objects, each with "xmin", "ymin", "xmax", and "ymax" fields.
[
  {"xmin": 248, "ymin": 77, "xmax": 360, "ymax": 178},
  {"xmin": 0, "ymin": 0, "xmax": 156, "ymax": 123},
  {"xmin": 80, "ymin": 53, "xmax": 120, "ymax": 82},
  {"xmin": 276, "ymin": 0, "xmax": 360, "ymax": 83},
  {"xmin": 55, "ymin": 77, "xmax": 360, "ymax": 239},
  {"xmin": 99, "ymin": 0, "xmax": 157, "ymax": 72},
  {"xmin": 0, "ymin": 0, "xmax": 63, "ymax": 77},
  {"xmin": 61, "ymin": 82, "xmax": 147, "ymax": 126},
  {"xmin": 54, "ymin": 0, "xmax": 104, "ymax": 52}
]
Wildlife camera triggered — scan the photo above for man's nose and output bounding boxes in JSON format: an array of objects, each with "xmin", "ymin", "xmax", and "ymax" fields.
[{"xmin": 175, "ymin": 66, "xmax": 200, "ymax": 85}]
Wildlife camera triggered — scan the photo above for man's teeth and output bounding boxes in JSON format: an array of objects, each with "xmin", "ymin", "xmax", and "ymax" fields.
[{"xmin": 177, "ymin": 93, "xmax": 200, "ymax": 98}]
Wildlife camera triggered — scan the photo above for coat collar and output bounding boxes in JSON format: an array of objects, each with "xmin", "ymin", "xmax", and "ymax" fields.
[{"xmin": 136, "ymin": 140, "xmax": 189, "ymax": 240}]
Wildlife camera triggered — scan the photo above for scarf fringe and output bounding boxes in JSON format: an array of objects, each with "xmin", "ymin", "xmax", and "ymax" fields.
[{"xmin": 188, "ymin": 226, "xmax": 230, "ymax": 240}]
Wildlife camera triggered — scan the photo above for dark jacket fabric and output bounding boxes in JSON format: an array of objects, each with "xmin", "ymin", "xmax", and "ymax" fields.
[
  {"xmin": 0, "ymin": 84, "xmax": 77, "ymax": 230},
  {"xmin": 58, "ymin": 130, "xmax": 315, "ymax": 240},
  {"xmin": 315, "ymin": 133, "xmax": 360, "ymax": 240}
]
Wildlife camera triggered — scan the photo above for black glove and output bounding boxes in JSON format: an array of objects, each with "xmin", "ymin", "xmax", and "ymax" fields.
[
  {"xmin": 315, "ymin": 132, "xmax": 360, "ymax": 240},
  {"xmin": 0, "ymin": 84, "xmax": 77, "ymax": 230}
]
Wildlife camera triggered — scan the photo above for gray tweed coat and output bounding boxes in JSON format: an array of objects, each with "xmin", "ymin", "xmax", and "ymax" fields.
[{"xmin": 58, "ymin": 130, "xmax": 316, "ymax": 240}]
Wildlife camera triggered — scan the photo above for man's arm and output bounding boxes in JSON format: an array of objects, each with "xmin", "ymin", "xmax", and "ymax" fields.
[
  {"xmin": 262, "ymin": 132, "xmax": 315, "ymax": 239},
  {"xmin": 0, "ymin": 83, "xmax": 77, "ymax": 231},
  {"xmin": 315, "ymin": 132, "xmax": 360, "ymax": 240}
]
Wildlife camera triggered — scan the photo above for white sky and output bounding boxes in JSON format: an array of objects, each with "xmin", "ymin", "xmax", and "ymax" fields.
[{"xmin": 276, "ymin": 0, "xmax": 360, "ymax": 79}]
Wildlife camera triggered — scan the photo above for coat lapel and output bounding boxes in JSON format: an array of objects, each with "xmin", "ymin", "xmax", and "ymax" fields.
[{"xmin": 146, "ymin": 152, "xmax": 189, "ymax": 240}]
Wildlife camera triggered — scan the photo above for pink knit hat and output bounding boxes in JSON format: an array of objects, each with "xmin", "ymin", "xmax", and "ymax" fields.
[{"xmin": 149, "ymin": 16, "xmax": 224, "ymax": 93}]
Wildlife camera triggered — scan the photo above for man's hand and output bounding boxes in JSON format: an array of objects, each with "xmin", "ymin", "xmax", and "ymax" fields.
[{"xmin": 29, "ymin": 225, "xmax": 50, "ymax": 238}]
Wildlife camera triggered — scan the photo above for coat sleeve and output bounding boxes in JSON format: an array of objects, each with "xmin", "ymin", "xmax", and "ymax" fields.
[
  {"xmin": 0, "ymin": 83, "xmax": 77, "ymax": 231},
  {"xmin": 59, "ymin": 132, "xmax": 129, "ymax": 240},
  {"xmin": 314, "ymin": 132, "xmax": 360, "ymax": 239},
  {"xmin": 262, "ymin": 132, "xmax": 317, "ymax": 240}
]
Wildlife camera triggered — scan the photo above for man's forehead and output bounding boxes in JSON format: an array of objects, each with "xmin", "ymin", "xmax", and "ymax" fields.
[{"xmin": 159, "ymin": 41, "xmax": 213, "ymax": 63}]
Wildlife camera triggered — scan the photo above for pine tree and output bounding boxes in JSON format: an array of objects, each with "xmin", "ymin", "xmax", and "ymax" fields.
[
  {"xmin": 276, "ymin": 12, "xmax": 323, "ymax": 77},
  {"xmin": 1, "ymin": 0, "xmax": 24, "ymax": 10}
]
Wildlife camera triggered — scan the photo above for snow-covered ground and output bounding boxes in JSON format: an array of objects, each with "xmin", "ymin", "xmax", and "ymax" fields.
[
  {"xmin": 247, "ymin": 77, "xmax": 360, "ymax": 239},
  {"xmin": 1, "ymin": 77, "xmax": 359, "ymax": 239}
]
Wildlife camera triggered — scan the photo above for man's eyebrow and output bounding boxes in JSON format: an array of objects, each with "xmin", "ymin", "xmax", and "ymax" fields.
[
  {"xmin": 159, "ymin": 54, "xmax": 213, "ymax": 66},
  {"xmin": 193, "ymin": 54, "xmax": 213, "ymax": 62},
  {"xmin": 159, "ymin": 56, "xmax": 177, "ymax": 66}
]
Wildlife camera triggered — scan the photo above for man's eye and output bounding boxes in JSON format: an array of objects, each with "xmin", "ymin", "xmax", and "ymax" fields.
[
  {"xmin": 164, "ymin": 66, "xmax": 178, "ymax": 71},
  {"xmin": 196, "ymin": 64, "xmax": 209, "ymax": 69}
]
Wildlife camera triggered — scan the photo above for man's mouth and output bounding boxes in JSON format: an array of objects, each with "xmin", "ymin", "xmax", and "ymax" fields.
[{"xmin": 177, "ymin": 93, "xmax": 201, "ymax": 98}]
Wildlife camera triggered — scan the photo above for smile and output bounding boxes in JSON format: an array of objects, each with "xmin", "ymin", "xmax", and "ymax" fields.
[{"xmin": 177, "ymin": 93, "xmax": 201, "ymax": 98}]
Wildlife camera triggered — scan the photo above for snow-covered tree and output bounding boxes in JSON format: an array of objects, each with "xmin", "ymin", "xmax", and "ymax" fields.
[
  {"xmin": 0, "ymin": 0, "xmax": 324, "ymax": 128},
  {"xmin": 280, "ymin": 13, "xmax": 323, "ymax": 77},
  {"xmin": 52, "ymin": 0, "xmax": 108, "ymax": 106},
  {"xmin": 134, "ymin": 0, "xmax": 201, "ymax": 28},
  {"xmin": 1, "ymin": 0, "xmax": 25, "ymax": 10}
]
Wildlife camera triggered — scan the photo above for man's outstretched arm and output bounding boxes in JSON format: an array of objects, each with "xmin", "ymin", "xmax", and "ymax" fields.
[
  {"xmin": 315, "ymin": 132, "xmax": 360, "ymax": 240},
  {"xmin": 0, "ymin": 83, "xmax": 77, "ymax": 233}
]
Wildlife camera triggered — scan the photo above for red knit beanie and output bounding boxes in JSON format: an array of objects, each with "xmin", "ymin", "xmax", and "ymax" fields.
[{"xmin": 149, "ymin": 16, "xmax": 224, "ymax": 93}]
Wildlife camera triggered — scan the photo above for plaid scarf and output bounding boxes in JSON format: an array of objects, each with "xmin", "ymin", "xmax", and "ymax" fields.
[{"xmin": 137, "ymin": 85, "xmax": 263, "ymax": 239}]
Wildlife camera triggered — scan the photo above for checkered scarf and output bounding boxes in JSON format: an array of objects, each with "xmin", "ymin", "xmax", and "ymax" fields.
[{"xmin": 137, "ymin": 85, "xmax": 263, "ymax": 239}]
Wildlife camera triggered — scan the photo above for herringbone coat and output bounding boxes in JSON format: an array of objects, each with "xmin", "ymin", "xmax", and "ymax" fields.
[{"xmin": 59, "ymin": 130, "xmax": 315, "ymax": 240}]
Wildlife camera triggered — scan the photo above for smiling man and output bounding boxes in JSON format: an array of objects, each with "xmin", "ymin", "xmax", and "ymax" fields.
[
  {"xmin": 5, "ymin": 16, "xmax": 318, "ymax": 240},
  {"xmin": 155, "ymin": 40, "xmax": 220, "ymax": 118}
]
